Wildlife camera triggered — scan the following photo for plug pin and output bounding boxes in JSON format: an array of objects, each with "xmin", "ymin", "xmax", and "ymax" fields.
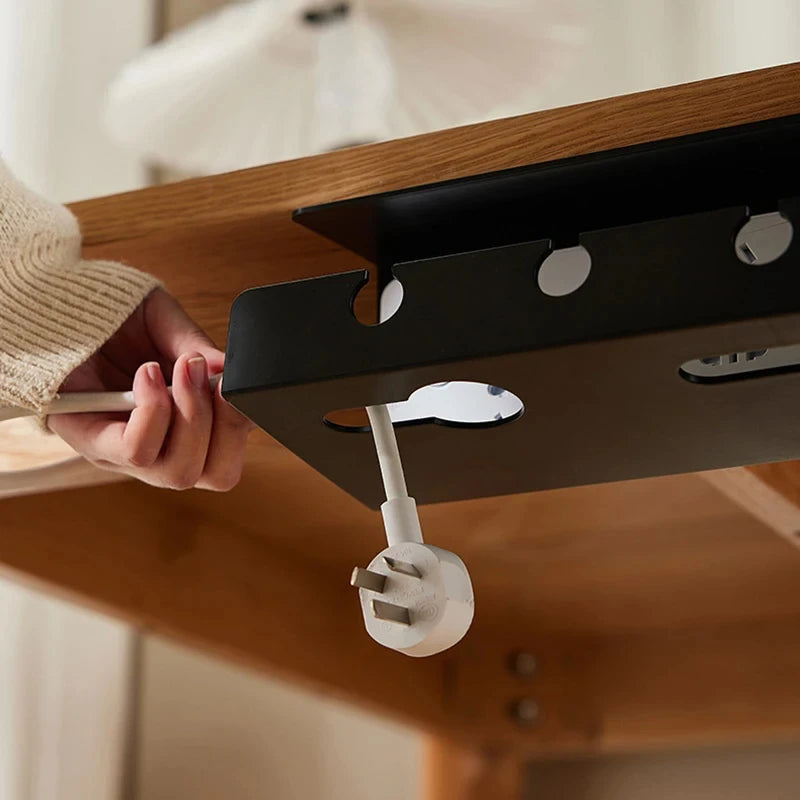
[
  {"xmin": 351, "ymin": 567, "xmax": 387, "ymax": 593},
  {"xmin": 371, "ymin": 599, "xmax": 411, "ymax": 626},
  {"xmin": 382, "ymin": 557, "xmax": 421, "ymax": 578}
]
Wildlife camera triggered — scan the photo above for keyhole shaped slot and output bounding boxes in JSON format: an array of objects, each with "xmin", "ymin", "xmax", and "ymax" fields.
[{"xmin": 324, "ymin": 381, "xmax": 524, "ymax": 432}]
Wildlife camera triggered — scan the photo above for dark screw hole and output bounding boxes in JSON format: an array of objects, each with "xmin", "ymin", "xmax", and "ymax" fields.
[
  {"xmin": 509, "ymin": 698, "xmax": 540, "ymax": 727},
  {"xmin": 508, "ymin": 651, "xmax": 537, "ymax": 678}
]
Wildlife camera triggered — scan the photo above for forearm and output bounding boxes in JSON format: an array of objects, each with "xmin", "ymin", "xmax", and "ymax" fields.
[{"xmin": 0, "ymin": 159, "xmax": 158, "ymax": 412}]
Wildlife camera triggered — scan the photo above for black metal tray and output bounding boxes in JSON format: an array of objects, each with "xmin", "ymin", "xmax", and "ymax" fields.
[{"xmin": 223, "ymin": 115, "xmax": 800, "ymax": 508}]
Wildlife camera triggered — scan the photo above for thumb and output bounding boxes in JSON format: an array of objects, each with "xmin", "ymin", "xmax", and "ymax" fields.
[{"xmin": 145, "ymin": 288, "xmax": 225, "ymax": 375}]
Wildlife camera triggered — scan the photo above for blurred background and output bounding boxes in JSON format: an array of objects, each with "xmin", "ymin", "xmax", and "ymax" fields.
[{"xmin": 1, "ymin": 1, "xmax": 800, "ymax": 798}]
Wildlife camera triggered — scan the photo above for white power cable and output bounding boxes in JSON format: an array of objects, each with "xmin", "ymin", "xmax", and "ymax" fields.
[
  {"xmin": 365, "ymin": 403, "xmax": 408, "ymax": 501},
  {"xmin": 0, "ymin": 374, "xmax": 222, "ymax": 424}
]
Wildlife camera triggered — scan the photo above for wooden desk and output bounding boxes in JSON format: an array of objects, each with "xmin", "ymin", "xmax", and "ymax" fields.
[{"xmin": 5, "ymin": 62, "xmax": 800, "ymax": 799}]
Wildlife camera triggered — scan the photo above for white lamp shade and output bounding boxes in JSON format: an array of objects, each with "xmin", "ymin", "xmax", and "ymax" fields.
[{"xmin": 104, "ymin": 0, "xmax": 585, "ymax": 173}]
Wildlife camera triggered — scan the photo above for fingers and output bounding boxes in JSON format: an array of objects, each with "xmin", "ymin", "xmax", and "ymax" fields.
[
  {"xmin": 49, "ymin": 361, "xmax": 171, "ymax": 468},
  {"xmin": 122, "ymin": 363, "xmax": 172, "ymax": 468},
  {"xmin": 52, "ymin": 351, "xmax": 250, "ymax": 493},
  {"xmin": 195, "ymin": 382, "xmax": 254, "ymax": 492},
  {"xmin": 156, "ymin": 352, "xmax": 214, "ymax": 490},
  {"xmin": 136, "ymin": 355, "xmax": 250, "ymax": 491}
]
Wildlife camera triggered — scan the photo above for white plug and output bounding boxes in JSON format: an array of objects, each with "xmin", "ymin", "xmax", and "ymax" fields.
[{"xmin": 351, "ymin": 405, "xmax": 474, "ymax": 657}]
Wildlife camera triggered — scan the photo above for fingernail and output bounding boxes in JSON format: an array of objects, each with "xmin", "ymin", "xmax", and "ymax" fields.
[
  {"xmin": 187, "ymin": 356, "xmax": 207, "ymax": 389},
  {"xmin": 145, "ymin": 362, "xmax": 164, "ymax": 386}
]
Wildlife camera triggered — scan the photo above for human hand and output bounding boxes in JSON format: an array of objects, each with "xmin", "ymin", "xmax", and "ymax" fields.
[{"xmin": 48, "ymin": 288, "xmax": 253, "ymax": 491}]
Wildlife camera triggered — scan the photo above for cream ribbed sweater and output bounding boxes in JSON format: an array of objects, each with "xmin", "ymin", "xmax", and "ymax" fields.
[{"xmin": 0, "ymin": 159, "xmax": 159, "ymax": 413}]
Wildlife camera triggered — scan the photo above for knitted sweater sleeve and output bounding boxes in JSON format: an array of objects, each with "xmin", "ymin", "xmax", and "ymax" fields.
[{"xmin": 0, "ymin": 159, "xmax": 159, "ymax": 413}]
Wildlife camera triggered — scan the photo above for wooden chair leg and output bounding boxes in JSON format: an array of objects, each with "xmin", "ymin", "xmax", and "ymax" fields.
[{"xmin": 422, "ymin": 738, "xmax": 526, "ymax": 800}]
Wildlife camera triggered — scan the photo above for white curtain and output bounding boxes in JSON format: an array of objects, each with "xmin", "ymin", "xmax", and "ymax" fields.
[
  {"xmin": 0, "ymin": 581, "xmax": 135, "ymax": 800},
  {"xmin": 534, "ymin": 0, "xmax": 800, "ymax": 110},
  {"xmin": 0, "ymin": 2, "xmax": 153, "ymax": 799}
]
